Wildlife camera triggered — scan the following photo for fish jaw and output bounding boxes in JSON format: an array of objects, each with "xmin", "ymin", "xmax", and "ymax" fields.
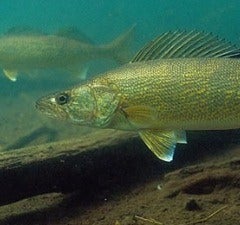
[{"xmin": 36, "ymin": 93, "xmax": 71, "ymax": 120}]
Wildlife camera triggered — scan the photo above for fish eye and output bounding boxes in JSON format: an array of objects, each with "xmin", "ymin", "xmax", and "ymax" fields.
[{"xmin": 56, "ymin": 93, "xmax": 69, "ymax": 105}]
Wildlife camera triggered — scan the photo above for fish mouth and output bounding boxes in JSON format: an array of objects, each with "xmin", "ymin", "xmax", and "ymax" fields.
[
  {"xmin": 35, "ymin": 97, "xmax": 58, "ymax": 118},
  {"xmin": 36, "ymin": 96, "xmax": 69, "ymax": 120}
]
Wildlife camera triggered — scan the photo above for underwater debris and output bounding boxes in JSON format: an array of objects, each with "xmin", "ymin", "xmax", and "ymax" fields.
[
  {"xmin": 185, "ymin": 205, "xmax": 228, "ymax": 225},
  {"xmin": 135, "ymin": 215, "xmax": 163, "ymax": 224},
  {"xmin": 134, "ymin": 205, "xmax": 228, "ymax": 225}
]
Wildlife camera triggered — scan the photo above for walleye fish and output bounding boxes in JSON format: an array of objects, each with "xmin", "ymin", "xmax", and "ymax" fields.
[
  {"xmin": 36, "ymin": 31, "xmax": 240, "ymax": 162},
  {"xmin": 0, "ymin": 26, "xmax": 134, "ymax": 81}
]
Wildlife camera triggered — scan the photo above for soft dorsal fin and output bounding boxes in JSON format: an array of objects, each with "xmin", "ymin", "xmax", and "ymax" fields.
[
  {"xmin": 55, "ymin": 27, "xmax": 93, "ymax": 44},
  {"xmin": 131, "ymin": 30, "xmax": 240, "ymax": 62}
]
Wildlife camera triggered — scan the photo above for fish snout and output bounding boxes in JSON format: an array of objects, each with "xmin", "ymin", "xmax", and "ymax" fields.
[
  {"xmin": 36, "ymin": 96, "xmax": 70, "ymax": 120},
  {"xmin": 35, "ymin": 97, "xmax": 56, "ymax": 117}
]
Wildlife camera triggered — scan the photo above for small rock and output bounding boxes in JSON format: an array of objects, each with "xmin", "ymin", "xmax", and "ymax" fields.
[{"xmin": 185, "ymin": 199, "xmax": 201, "ymax": 211}]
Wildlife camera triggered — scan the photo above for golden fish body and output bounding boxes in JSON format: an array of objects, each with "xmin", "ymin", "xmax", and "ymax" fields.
[
  {"xmin": 36, "ymin": 31, "xmax": 240, "ymax": 162},
  {"xmin": 95, "ymin": 57, "xmax": 240, "ymax": 131}
]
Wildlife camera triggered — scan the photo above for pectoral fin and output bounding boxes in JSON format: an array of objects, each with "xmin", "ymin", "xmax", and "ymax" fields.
[
  {"xmin": 3, "ymin": 69, "xmax": 18, "ymax": 81},
  {"xmin": 123, "ymin": 105, "xmax": 158, "ymax": 129},
  {"xmin": 139, "ymin": 130, "xmax": 187, "ymax": 162}
]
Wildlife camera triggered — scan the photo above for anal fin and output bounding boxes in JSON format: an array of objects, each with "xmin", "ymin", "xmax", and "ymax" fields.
[{"xmin": 139, "ymin": 130, "xmax": 187, "ymax": 162}]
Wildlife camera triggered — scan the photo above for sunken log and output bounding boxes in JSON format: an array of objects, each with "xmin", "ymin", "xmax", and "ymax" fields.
[
  {"xmin": 0, "ymin": 130, "xmax": 143, "ymax": 206},
  {"xmin": 0, "ymin": 128, "xmax": 239, "ymax": 207}
]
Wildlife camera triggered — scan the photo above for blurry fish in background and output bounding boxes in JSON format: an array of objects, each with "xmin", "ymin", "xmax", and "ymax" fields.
[{"xmin": 0, "ymin": 25, "xmax": 135, "ymax": 81}]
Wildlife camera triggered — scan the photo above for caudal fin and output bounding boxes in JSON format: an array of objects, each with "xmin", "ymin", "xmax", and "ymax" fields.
[{"xmin": 102, "ymin": 25, "xmax": 136, "ymax": 64}]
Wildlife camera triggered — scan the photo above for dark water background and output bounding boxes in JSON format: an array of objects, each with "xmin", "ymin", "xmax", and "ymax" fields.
[{"xmin": 0, "ymin": 0, "xmax": 239, "ymax": 147}]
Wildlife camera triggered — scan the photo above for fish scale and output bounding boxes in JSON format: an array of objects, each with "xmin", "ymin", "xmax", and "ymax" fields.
[{"xmin": 94, "ymin": 58, "xmax": 240, "ymax": 129}]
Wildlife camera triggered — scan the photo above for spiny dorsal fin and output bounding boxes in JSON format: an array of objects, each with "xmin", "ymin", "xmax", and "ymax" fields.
[
  {"xmin": 55, "ymin": 27, "xmax": 93, "ymax": 44},
  {"xmin": 131, "ymin": 30, "xmax": 240, "ymax": 63}
]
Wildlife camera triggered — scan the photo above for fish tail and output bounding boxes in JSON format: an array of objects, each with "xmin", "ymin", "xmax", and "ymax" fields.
[{"xmin": 103, "ymin": 25, "xmax": 136, "ymax": 64}]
